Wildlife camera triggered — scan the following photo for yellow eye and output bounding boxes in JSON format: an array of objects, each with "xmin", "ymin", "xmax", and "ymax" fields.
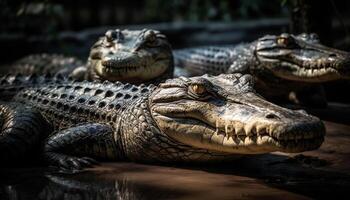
[
  {"xmin": 190, "ymin": 84, "xmax": 206, "ymax": 95},
  {"xmin": 277, "ymin": 37, "xmax": 288, "ymax": 45}
]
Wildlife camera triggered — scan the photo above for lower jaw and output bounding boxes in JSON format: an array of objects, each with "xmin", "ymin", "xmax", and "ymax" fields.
[
  {"xmin": 95, "ymin": 67, "xmax": 143, "ymax": 82},
  {"xmin": 277, "ymin": 66, "xmax": 342, "ymax": 82},
  {"xmin": 277, "ymin": 136, "xmax": 324, "ymax": 153},
  {"xmin": 96, "ymin": 66, "xmax": 167, "ymax": 82},
  {"xmin": 210, "ymin": 134, "xmax": 324, "ymax": 154},
  {"xmin": 282, "ymin": 74, "xmax": 341, "ymax": 83}
]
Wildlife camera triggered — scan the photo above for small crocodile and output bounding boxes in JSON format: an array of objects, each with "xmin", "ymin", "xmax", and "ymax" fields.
[
  {"xmin": 7, "ymin": 29, "xmax": 174, "ymax": 84},
  {"xmin": 0, "ymin": 74, "xmax": 324, "ymax": 170},
  {"xmin": 174, "ymin": 33, "xmax": 350, "ymax": 106}
]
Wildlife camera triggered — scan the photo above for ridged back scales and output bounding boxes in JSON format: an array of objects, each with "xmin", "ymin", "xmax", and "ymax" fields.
[{"xmin": 11, "ymin": 79, "xmax": 155, "ymax": 131}]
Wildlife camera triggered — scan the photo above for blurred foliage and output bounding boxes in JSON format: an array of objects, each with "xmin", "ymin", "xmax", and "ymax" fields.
[
  {"xmin": 0, "ymin": 0, "xmax": 64, "ymax": 34},
  {"xmin": 0, "ymin": 0, "xmax": 287, "ymax": 34},
  {"xmin": 144, "ymin": 0, "xmax": 287, "ymax": 22}
]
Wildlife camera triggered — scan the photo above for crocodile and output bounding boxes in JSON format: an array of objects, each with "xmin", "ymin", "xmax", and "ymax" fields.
[
  {"xmin": 174, "ymin": 33, "xmax": 350, "ymax": 106},
  {"xmin": 7, "ymin": 54, "xmax": 84, "ymax": 76},
  {"xmin": 6, "ymin": 29, "xmax": 174, "ymax": 84},
  {"xmin": 0, "ymin": 73, "xmax": 325, "ymax": 170}
]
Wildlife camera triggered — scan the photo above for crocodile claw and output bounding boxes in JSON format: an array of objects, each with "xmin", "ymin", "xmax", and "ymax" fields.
[{"xmin": 56, "ymin": 156, "xmax": 99, "ymax": 171}]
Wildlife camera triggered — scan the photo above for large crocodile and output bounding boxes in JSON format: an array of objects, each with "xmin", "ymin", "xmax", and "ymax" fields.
[
  {"xmin": 0, "ymin": 74, "xmax": 325, "ymax": 170},
  {"xmin": 7, "ymin": 29, "xmax": 174, "ymax": 84},
  {"xmin": 174, "ymin": 33, "xmax": 350, "ymax": 106}
]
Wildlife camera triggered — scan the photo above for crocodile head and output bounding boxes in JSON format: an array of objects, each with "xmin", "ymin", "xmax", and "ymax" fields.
[
  {"xmin": 255, "ymin": 33, "xmax": 350, "ymax": 82},
  {"xmin": 149, "ymin": 74, "xmax": 325, "ymax": 155},
  {"xmin": 88, "ymin": 29, "xmax": 173, "ymax": 83}
]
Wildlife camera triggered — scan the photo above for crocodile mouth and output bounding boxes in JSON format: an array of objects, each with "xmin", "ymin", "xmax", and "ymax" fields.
[
  {"xmin": 155, "ymin": 115, "xmax": 325, "ymax": 154},
  {"xmin": 257, "ymin": 51, "xmax": 350, "ymax": 82},
  {"xmin": 93, "ymin": 58, "xmax": 169, "ymax": 82},
  {"xmin": 277, "ymin": 60, "xmax": 343, "ymax": 82},
  {"xmin": 100, "ymin": 61, "xmax": 147, "ymax": 74}
]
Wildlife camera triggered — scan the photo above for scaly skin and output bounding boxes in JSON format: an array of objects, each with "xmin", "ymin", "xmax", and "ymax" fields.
[
  {"xmin": 174, "ymin": 33, "xmax": 350, "ymax": 105},
  {"xmin": 8, "ymin": 54, "xmax": 84, "ymax": 76},
  {"xmin": 0, "ymin": 74, "xmax": 325, "ymax": 170},
  {"xmin": 6, "ymin": 29, "xmax": 174, "ymax": 84}
]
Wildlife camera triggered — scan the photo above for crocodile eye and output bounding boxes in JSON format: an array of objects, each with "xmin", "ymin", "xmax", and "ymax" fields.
[
  {"xmin": 277, "ymin": 37, "xmax": 289, "ymax": 46},
  {"xmin": 105, "ymin": 30, "xmax": 117, "ymax": 42},
  {"xmin": 146, "ymin": 30, "xmax": 156, "ymax": 42},
  {"xmin": 189, "ymin": 84, "xmax": 207, "ymax": 96},
  {"xmin": 309, "ymin": 33, "xmax": 320, "ymax": 43},
  {"xmin": 144, "ymin": 30, "xmax": 159, "ymax": 47}
]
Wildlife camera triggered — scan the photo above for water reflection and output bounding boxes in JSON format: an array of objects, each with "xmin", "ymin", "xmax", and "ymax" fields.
[
  {"xmin": 0, "ymin": 162, "xmax": 314, "ymax": 200},
  {"xmin": 1, "ymin": 121, "xmax": 350, "ymax": 199}
]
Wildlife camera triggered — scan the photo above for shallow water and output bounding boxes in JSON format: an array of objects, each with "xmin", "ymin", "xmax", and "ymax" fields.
[
  {"xmin": 1, "ymin": 121, "xmax": 349, "ymax": 200},
  {"xmin": 0, "ymin": 162, "xmax": 312, "ymax": 200}
]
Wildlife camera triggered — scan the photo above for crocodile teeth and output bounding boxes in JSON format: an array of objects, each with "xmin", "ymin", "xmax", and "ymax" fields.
[
  {"xmin": 234, "ymin": 124, "xmax": 245, "ymax": 136},
  {"xmin": 244, "ymin": 123, "xmax": 255, "ymax": 136},
  {"xmin": 211, "ymin": 130, "xmax": 225, "ymax": 144},
  {"xmin": 223, "ymin": 135, "xmax": 237, "ymax": 147},
  {"xmin": 256, "ymin": 125, "xmax": 266, "ymax": 135},
  {"xmin": 244, "ymin": 137, "xmax": 255, "ymax": 145},
  {"xmin": 224, "ymin": 122, "xmax": 235, "ymax": 139}
]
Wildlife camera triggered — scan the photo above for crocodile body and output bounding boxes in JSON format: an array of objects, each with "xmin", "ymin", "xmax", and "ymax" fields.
[
  {"xmin": 174, "ymin": 33, "xmax": 350, "ymax": 106},
  {"xmin": 8, "ymin": 54, "xmax": 84, "ymax": 77},
  {"xmin": 7, "ymin": 29, "xmax": 174, "ymax": 84},
  {"xmin": 0, "ymin": 74, "xmax": 325, "ymax": 170}
]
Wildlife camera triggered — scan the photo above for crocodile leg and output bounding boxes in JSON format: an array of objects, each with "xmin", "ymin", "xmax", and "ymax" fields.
[
  {"xmin": 0, "ymin": 102, "xmax": 52, "ymax": 164},
  {"xmin": 44, "ymin": 123, "xmax": 120, "ymax": 170}
]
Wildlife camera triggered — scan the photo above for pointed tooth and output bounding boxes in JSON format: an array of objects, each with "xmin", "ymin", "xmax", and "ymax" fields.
[
  {"xmin": 244, "ymin": 137, "xmax": 254, "ymax": 145},
  {"xmin": 226, "ymin": 124, "xmax": 234, "ymax": 139},
  {"xmin": 211, "ymin": 132, "xmax": 225, "ymax": 144},
  {"xmin": 215, "ymin": 120, "xmax": 219, "ymax": 134},
  {"xmin": 244, "ymin": 123, "xmax": 254, "ymax": 136},
  {"xmin": 235, "ymin": 126, "xmax": 244, "ymax": 136},
  {"xmin": 223, "ymin": 136, "xmax": 236, "ymax": 147}
]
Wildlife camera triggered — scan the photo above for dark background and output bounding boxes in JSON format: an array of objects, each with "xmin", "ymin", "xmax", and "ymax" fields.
[{"xmin": 1, "ymin": 0, "xmax": 349, "ymax": 58}]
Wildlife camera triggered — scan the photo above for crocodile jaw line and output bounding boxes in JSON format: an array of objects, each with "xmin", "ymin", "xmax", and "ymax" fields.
[
  {"xmin": 275, "ymin": 61, "xmax": 343, "ymax": 82},
  {"xmin": 153, "ymin": 114, "xmax": 324, "ymax": 154},
  {"xmin": 94, "ymin": 59, "xmax": 169, "ymax": 82}
]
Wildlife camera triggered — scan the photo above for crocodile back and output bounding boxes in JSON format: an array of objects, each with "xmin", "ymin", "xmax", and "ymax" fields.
[{"xmin": 13, "ymin": 80, "xmax": 154, "ymax": 130}]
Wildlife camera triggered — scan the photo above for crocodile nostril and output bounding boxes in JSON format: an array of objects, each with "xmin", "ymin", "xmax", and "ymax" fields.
[{"xmin": 265, "ymin": 113, "xmax": 278, "ymax": 119}]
